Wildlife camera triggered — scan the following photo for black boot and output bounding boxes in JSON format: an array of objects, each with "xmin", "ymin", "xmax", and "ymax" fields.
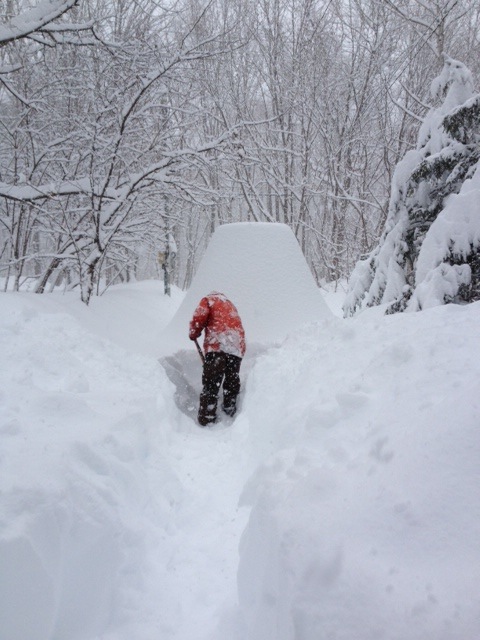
[
  {"xmin": 222, "ymin": 402, "xmax": 236, "ymax": 417},
  {"xmin": 198, "ymin": 394, "xmax": 218, "ymax": 426}
]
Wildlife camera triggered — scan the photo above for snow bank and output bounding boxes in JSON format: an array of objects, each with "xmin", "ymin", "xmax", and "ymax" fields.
[
  {"xmin": 160, "ymin": 223, "xmax": 330, "ymax": 355},
  {"xmin": 73, "ymin": 280, "xmax": 184, "ymax": 356},
  {"xmin": 236, "ymin": 303, "xmax": 480, "ymax": 640},
  {"xmin": 0, "ymin": 287, "xmax": 184, "ymax": 640},
  {"xmin": 2, "ymin": 276, "xmax": 479, "ymax": 640}
]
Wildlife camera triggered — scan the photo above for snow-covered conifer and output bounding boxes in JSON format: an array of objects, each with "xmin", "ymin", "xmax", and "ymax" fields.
[{"xmin": 344, "ymin": 55, "xmax": 480, "ymax": 316}]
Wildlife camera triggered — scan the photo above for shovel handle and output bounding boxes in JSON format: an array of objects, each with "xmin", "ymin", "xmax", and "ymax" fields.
[{"xmin": 194, "ymin": 338, "xmax": 205, "ymax": 364}]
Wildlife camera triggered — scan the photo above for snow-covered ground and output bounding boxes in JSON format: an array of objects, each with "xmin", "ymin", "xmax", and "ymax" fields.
[{"xmin": 1, "ymin": 263, "xmax": 480, "ymax": 638}]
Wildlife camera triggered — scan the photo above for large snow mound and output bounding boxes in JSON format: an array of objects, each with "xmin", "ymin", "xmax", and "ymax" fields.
[
  {"xmin": 159, "ymin": 222, "xmax": 330, "ymax": 354},
  {"xmin": 235, "ymin": 302, "xmax": 480, "ymax": 640},
  {"xmin": 1, "ymin": 282, "xmax": 479, "ymax": 640},
  {"xmin": 0, "ymin": 288, "xmax": 184, "ymax": 640}
]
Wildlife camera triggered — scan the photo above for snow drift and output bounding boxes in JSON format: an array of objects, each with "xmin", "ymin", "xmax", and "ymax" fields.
[
  {"xmin": 0, "ymin": 285, "xmax": 184, "ymax": 640},
  {"xmin": 235, "ymin": 303, "xmax": 480, "ymax": 640},
  {"xmin": 1, "ymin": 274, "xmax": 479, "ymax": 640}
]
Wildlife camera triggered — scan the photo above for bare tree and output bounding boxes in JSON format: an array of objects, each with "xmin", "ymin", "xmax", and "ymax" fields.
[
  {"xmin": 0, "ymin": 0, "xmax": 237, "ymax": 302},
  {"xmin": 1, "ymin": 0, "xmax": 479, "ymax": 296}
]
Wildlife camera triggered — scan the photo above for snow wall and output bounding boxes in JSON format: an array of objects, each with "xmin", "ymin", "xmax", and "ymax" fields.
[{"xmin": 159, "ymin": 223, "xmax": 330, "ymax": 355}]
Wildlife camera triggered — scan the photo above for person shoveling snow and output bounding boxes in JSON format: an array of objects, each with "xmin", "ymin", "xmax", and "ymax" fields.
[
  {"xmin": 189, "ymin": 291, "xmax": 246, "ymax": 426},
  {"xmin": 159, "ymin": 223, "xmax": 331, "ymax": 426}
]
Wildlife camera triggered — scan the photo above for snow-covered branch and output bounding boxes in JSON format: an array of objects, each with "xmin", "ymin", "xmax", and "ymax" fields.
[{"xmin": 0, "ymin": 0, "xmax": 85, "ymax": 45}]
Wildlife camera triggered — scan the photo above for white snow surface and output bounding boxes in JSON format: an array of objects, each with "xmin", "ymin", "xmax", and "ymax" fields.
[
  {"xmin": 159, "ymin": 222, "xmax": 331, "ymax": 354},
  {"xmin": 1, "ymin": 275, "xmax": 480, "ymax": 640}
]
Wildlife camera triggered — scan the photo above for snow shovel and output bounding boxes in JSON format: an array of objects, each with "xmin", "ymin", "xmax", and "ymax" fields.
[{"xmin": 194, "ymin": 338, "xmax": 205, "ymax": 364}]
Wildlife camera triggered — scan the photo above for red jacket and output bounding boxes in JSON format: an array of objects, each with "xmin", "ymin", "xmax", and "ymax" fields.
[{"xmin": 189, "ymin": 292, "xmax": 246, "ymax": 357}]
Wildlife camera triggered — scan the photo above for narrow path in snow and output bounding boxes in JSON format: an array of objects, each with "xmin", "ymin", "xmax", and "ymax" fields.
[
  {"xmin": 161, "ymin": 428, "xmax": 249, "ymax": 640},
  {"xmin": 156, "ymin": 347, "xmax": 264, "ymax": 640}
]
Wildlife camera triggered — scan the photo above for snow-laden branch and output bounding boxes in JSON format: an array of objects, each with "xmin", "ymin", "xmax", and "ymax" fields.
[
  {"xmin": 0, "ymin": 0, "xmax": 85, "ymax": 45},
  {"xmin": 389, "ymin": 94, "xmax": 425, "ymax": 123},
  {"xmin": 0, "ymin": 179, "xmax": 112, "ymax": 203}
]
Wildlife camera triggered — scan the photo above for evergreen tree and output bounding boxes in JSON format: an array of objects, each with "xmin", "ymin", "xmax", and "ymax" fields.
[{"xmin": 344, "ymin": 55, "xmax": 480, "ymax": 317}]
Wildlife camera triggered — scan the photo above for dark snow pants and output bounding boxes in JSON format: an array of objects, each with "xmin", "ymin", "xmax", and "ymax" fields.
[{"xmin": 198, "ymin": 351, "xmax": 242, "ymax": 426}]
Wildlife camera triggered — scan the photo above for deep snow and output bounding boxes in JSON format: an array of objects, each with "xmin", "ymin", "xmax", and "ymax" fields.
[{"xmin": 1, "ymin": 269, "xmax": 480, "ymax": 638}]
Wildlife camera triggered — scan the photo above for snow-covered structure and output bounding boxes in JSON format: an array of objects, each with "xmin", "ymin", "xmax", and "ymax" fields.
[
  {"xmin": 344, "ymin": 56, "xmax": 480, "ymax": 316},
  {"xmin": 159, "ymin": 222, "xmax": 330, "ymax": 354}
]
